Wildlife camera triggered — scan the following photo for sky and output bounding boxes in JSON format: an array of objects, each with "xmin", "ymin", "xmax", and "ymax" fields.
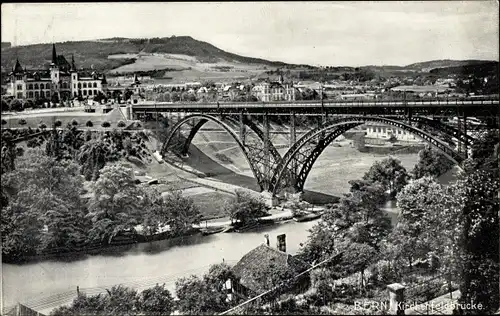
[{"xmin": 1, "ymin": 1, "xmax": 499, "ymax": 66}]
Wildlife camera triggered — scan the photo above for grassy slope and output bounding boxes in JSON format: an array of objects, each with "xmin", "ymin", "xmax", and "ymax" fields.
[{"xmin": 1, "ymin": 36, "xmax": 294, "ymax": 72}]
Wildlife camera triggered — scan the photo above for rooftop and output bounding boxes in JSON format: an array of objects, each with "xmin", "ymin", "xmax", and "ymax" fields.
[{"xmin": 232, "ymin": 243, "xmax": 310, "ymax": 294}]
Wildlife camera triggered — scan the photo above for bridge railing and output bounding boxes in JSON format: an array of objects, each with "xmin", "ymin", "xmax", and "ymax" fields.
[{"xmin": 132, "ymin": 96, "xmax": 499, "ymax": 109}]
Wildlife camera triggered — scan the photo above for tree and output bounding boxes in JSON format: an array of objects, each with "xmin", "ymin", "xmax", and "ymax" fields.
[
  {"xmin": 51, "ymin": 292, "xmax": 108, "ymax": 316},
  {"xmin": 412, "ymin": 145, "xmax": 454, "ymax": 179},
  {"xmin": 141, "ymin": 188, "xmax": 171, "ymax": 236},
  {"xmin": 163, "ymin": 190, "xmax": 201, "ymax": 235},
  {"xmin": 363, "ymin": 157, "xmax": 409, "ymax": 198},
  {"xmin": 1, "ymin": 149, "xmax": 87, "ymax": 259},
  {"xmin": 388, "ymin": 176, "xmax": 446, "ymax": 270},
  {"xmin": 86, "ymin": 120, "xmax": 93, "ymax": 127},
  {"xmin": 1, "ymin": 99, "xmax": 9, "ymax": 112},
  {"xmin": 1, "ymin": 141, "xmax": 16, "ymax": 174},
  {"xmin": 333, "ymin": 241, "xmax": 378, "ymax": 288},
  {"xmin": 136, "ymin": 284, "xmax": 174, "ymax": 316},
  {"xmin": 51, "ymin": 93, "xmax": 60, "ymax": 105},
  {"xmin": 78, "ymin": 137, "xmax": 111, "ymax": 181},
  {"xmin": 9, "ymin": 99, "xmax": 23, "ymax": 111},
  {"xmin": 449, "ymin": 131, "xmax": 499, "ymax": 314},
  {"xmin": 224, "ymin": 190, "xmax": 268, "ymax": 226},
  {"xmin": 175, "ymin": 274, "xmax": 230, "ymax": 315},
  {"xmin": 86, "ymin": 163, "xmax": 145, "ymax": 244},
  {"xmin": 46, "ymin": 130, "xmax": 64, "ymax": 160},
  {"xmin": 51, "ymin": 285, "xmax": 139, "ymax": 316}
]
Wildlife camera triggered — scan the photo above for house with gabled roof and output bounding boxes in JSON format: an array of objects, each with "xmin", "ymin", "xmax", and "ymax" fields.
[{"xmin": 230, "ymin": 234, "xmax": 311, "ymax": 300}]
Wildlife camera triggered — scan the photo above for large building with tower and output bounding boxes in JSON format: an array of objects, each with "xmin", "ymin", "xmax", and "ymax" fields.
[{"xmin": 6, "ymin": 44, "xmax": 108, "ymax": 102}]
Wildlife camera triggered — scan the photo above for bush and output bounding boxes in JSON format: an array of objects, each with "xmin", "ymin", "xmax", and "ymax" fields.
[
  {"xmin": 86, "ymin": 120, "xmax": 93, "ymax": 127},
  {"xmin": 117, "ymin": 120, "xmax": 126, "ymax": 127},
  {"xmin": 71, "ymin": 119, "xmax": 79, "ymax": 126},
  {"xmin": 18, "ymin": 119, "xmax": 27, "ymax": 125},
  {"xmin": 1, "ymin": 119, "xmax": 6, "ymax": 125},
  {"xmin": 27, "ymin": 138, "xmax": 38, "ymax": 148},
  {"xmin": 101, "ymin": 121, "xmax": 111, "ymax": 128},
  {"xmin": 54, "ymin": 120, "xmax": 62, "ymax": 127}
]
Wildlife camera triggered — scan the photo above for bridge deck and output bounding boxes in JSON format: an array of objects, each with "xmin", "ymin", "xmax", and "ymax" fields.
[{"xmin": 131, "ymin": 99, "xmax": 500, "ymax": 117}]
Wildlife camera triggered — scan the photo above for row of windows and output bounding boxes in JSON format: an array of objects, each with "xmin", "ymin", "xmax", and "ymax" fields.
[
  {"xmin": 25, "ymin": 83, "xmax": 52, "ymax": 90},
  {"xmin": 78, "ymin": 82, "xmax": 98, "ymax": 89},
  {"xmin": 368, "ymin": 127, "xmax": 410, "ymax": 136},
  {"xmin": 27, "ymin": 91, "xmax": 49, "ymax": 99},
  {"xmin": 19, "ymin": 82, "xmax": 99, "ymax": 90},
  {"xmin": 82, "ymin": 89, "xmax": 99, "ymax": 96}
]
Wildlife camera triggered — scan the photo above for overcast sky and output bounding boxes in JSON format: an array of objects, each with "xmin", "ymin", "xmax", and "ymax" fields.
[{"xmin": 1, "ymin": 1, "xmax": 498, "ymax": 66}]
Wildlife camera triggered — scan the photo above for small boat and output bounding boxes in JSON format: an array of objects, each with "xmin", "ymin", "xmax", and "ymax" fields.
[
  {"xmin": 200, "ymin": 227, "xmax": 225, "ymax": 236},
  {"xmin": 293, "ymin": 213, "xmax": 322, "ymax": 222}
]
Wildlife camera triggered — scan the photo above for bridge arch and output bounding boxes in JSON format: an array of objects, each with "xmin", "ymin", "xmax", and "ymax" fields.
[
  {"xmin": 161, "ymin": 114, "xmax": 281, "ymax": 191},
  {"xmin": 270, "ymin": 116, "xmax": 466, "ymax": 196}
]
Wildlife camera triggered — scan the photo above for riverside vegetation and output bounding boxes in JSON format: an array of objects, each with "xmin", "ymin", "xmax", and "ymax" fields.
[{"xmin": 1, "ymin": 121, "xmax": 498, "ymax": 315}]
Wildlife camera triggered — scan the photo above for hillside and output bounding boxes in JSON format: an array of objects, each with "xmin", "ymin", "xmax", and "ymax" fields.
[
  {"xmin": 405, "ymin": 59, "xmax": 496, "ymax": 72},
  {"xmin": 1, "ymin": 36, "xmax": 296, "ymax": 73},
  {"xmin": 429, "ymin": 61, "xmax": 499, "ymax": 77}
]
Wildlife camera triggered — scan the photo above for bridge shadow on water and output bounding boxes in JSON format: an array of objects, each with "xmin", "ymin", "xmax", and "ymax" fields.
[{"xmin": 179, "ymin": 144, "xmax": 341, "ymax": 204}]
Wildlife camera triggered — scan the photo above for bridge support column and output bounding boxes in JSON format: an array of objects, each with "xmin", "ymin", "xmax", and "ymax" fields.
[
  {"xmin": 456, "ymin": 110, "xmax": 463, "ymax": 155},
  {"xmin": 239, "ymin": 112, "xmax": 246, "ymax": 145},
  {"xmin": 462, "ymin": 111, "xmax": 468, "ymax": 158},
  {"xmin": 263, "ymin": 113, "xmax": 270, "ymax": 191},
  {"xmin": 289, "ymin": 112, "xmax": 297, "ymax": 188}
]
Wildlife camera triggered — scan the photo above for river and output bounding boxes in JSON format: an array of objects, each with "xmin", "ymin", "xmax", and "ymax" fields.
[{"xmin": 1, "ymin": 220, "xmax": 320, "ymax": 314}]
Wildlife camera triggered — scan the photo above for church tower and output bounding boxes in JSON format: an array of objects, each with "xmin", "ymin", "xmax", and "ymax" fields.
[{"xmin": 50, "ymin": 43, "xmax": 60, "ymax": 102}]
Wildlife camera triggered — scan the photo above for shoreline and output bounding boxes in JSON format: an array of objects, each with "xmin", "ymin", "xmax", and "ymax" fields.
[{"xmin": 1, "ymin": 210, "xmax": 308, "ymax": 265}]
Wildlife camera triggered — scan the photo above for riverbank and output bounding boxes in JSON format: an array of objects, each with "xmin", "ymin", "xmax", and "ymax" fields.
[{"xmin": 2, "ymin": 204, "xmax": 323, "ymax": 264}]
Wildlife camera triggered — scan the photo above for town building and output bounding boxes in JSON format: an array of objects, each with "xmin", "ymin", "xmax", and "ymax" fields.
[
  {"xmin": 6, "ymin": 44, "xmax": 108, "ymax": 102},
  {"xmin": 364, "ymin": 122, "xmax": 422, "ymax": 144},
  {"xmin": 230, "ymin": 234, "xmax": 311, "ymax": 300},
  {"xmin": 253, "ymin": 74, "xmax": 295, "ymax": 102}
]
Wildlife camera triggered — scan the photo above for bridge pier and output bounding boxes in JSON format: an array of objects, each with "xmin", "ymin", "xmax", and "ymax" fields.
[
  {"xmin": 263, "ymin": 113, "xmax": 271, "ymax": 191},
  {"xmin": 289, "ymin": 112, "xmax": 297, "ymax": 187},
  {"xmin": 239, "ymin": 112, "xmax": 246, "ymax": 145}
]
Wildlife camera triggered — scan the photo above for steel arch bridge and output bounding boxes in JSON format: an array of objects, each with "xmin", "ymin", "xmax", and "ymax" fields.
[
  {"xmin": 161, "ymin": 113, "xmax": 282, "ymax": 191},
  {"xmin": 161, "ymin": 112, "xmax": 494, "ymax": 197}
]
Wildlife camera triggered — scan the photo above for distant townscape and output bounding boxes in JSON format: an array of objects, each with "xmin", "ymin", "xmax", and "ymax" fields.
[
  {"xmin": 1, "ymin": 37, "xmax": 498, "ymax": 111},
  {"xmin": 1, "ymin": 34, "xmax": 499, "ymax": 316}
]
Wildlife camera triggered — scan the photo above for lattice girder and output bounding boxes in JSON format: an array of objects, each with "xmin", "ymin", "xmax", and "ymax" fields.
[
  {"xmin": 270, "ymin": 116, "xmax": 466, "ymax": 195},
  {"xmin": 161, "ymin": 114, "xmax": 282, "ymax": 191}
]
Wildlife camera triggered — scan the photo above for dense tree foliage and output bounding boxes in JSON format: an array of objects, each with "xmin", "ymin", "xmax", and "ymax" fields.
[
  {"xmin": 412, "ymin": 145, "xmax": 454, "ymax": 179},
  {"xmin": 51, "ymin": 284, "xmax": 175, "ymax": 316},
  {"xmin": 362, "ymin": 157, "xmax": 409, "ymax": 198},
  {"xmin": 1, "ymin": 149, "xmax": 88, "ymax": 260},
  {"xmin": 299, "ymin": 178, "xmax": 391, "ymax": 268},
  {"xmin": 224, "ymin": 190, "xmax": 268, "ymax": 226},
  {"xmin": 175, "ymin": 263, "xmax": 236, "ymax": 315},
  {"xmin": 78, "ymin": 137, "xmax": 112, "ymax": 181},
  {"xmin": 142, "ymin": 188, "xmax": 201, "ymax": 236},
  {"xmin": 86, "ymin": 163, "xmax": 145, "ymax": 244}
]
